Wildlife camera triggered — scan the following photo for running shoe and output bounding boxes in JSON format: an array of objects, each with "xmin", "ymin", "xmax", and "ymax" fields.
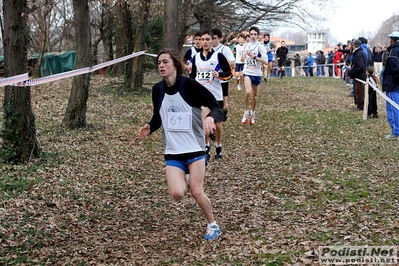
[
  {"xmin": 241, "ymin": 110, "xmax": 249, "ymax": 125},
  {"xmin": 204, "ymin": 225, "xmax": 221, "ymax": 240},
  {"xmin": 223, "ymin": 110, "xmax": 228, "ymax": 122},
  {"xmin": 205, "ymin": 144, "xmax": 211, "ymax": 162},
  {"xmin": 250, "ymin": 110, "xmax": 256, "ymax": 125},
  {"xmin": 385, "ymin": 134, "xmax": 399, "ymax": 140},
  {"xmin": 215, "ymin": 145, "xmax": 222, "ymax": 159}
]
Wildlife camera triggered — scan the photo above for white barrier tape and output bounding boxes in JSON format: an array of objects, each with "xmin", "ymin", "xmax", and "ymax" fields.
[
  {"xmin": 144, "ymin": 52, "xmax": 157, "ymax": 58},
  {"xmin": 3, "ymin": 50, "xmax": 146, "ymax": 87},
  {"xmin": 356, "ymin": 78, "xmax": 399, "ymax": 111},
  {"xmin": 0, "ymin": 73, "xmax": 29, "ymax": 87}
]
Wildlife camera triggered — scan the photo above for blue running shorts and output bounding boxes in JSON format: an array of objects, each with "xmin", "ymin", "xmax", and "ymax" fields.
[
  {"xmin": 166, "ymin": 155, "xmax": 207, "ymax": 174},
  {"xmin": 243, "ymin": 74, "xmax": 262, "ymax": 86}
]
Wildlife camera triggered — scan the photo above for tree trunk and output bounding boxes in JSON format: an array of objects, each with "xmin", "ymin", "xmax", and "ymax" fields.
[
  {"xmin": 127, "ymin": 0, "xmax": 150, "ymax": 93},
  {"xmin": 177, "ymin": 0, "xmax": 192, "ymax": 51},
  {"xmin": 63, "ymin": 0, "xmax": 91, "ymax": 129},
  {"xmin": 1, "ymin": 0, "xmax": 40, "ymax": 163},
  {"xmin": 163, "ymin": 0, "xmax": 179, "ymax": 50},
  {"xmin": 111, "ymin": 0, "xmax": 131, "ymax": 76}
]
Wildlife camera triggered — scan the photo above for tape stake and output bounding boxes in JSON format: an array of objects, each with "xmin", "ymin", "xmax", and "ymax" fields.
[{"xmin": 356, "ymin": 78, "xmax": 399, "ymax": 111}]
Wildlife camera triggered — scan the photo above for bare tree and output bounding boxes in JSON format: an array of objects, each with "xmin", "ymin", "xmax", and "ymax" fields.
[
  {"xmin": 62, "ymin": 0, "xmax": 91, "ymax": 129},
  {"xmin": 111, "ymin": 0, "xmax": 132, "ymax": 75},
  {"xmin": 184, "ymin": 0, "xmax": 332, "ymax": 41},
  {"xmin": 90, "ymin": 0, "xmax": 116, "ymax": 64},
  {"xmin": 278, "ymin": 29, "xmax": 307, "ymax": 44},
  {"xmin": 55, "ymin": 0, "xmax": 75, "ymax": 51},
  {"xmin": 370, "ymin": 14, "xmax": 399, "ymax": 46},
  {"xmin": 29, "ymin": 0, "xmax": 58, "ymax": 76},
  {"xmin": 1, "ymin": 0, "xmax": 40, "ymax": 163},
  {"xmin": 28, "ymin": 0, "xmax": 75, "ymax": 53},
  {"xmin": 127, "ymin": 0, "xmax": 150, "ymax": 93}
]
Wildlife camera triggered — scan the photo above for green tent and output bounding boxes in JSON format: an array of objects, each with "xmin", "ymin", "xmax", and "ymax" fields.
[
  {"xmin": 0, "ymin": 51, "xmax": 76, "ymax": 77},
  {"xmin": 39, "ymin": 51, "xmax": 76, "ymax": 77}
]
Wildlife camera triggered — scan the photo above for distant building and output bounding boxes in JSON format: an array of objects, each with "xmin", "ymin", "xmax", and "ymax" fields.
[
  {"xmin": 287, "ymin": 44, "xmax": 307, "ymax": 53},
  {"xmin": 307, "ymin": 32, "xmax": 326, "ymax": 53}
]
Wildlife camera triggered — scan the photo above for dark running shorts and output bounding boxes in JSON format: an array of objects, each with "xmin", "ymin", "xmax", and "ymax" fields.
[{"xmin": 235, "ymin": 63, "xmax": 245, "ymax": 72}]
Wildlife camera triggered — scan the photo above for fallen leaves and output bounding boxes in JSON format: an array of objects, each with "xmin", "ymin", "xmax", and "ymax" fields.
[{"xmin": 0, "ymin": 75, "xmax": 399, "ymax": 264}]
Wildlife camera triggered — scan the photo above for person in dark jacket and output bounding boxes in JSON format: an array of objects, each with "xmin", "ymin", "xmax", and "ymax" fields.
[
  {"xmin": 359, "ymin": 37, "xmax": 374, "ymax": 67},
  {"xmin": 303, "ymin": 57, "xmax": 309, "ymax": 76},
  {"xmin": 319, "ymin": 50, "xmax": 326, "ymax": 76},
  {"xmin": 348, "ymin": 39, "xmax": 367, "ymax": 111},
  {"xmin": 372, "ymin": 45, "xmax": 383, "ymax": 76},
  {"xmin": 327, "ymin": 50, "xmax": 334, "ymax": 77},
  {"xmin": 293, "ymin": 54, "xmax": 301, "ymax": 76},
  {"xmin": 382, "ymin": 31, "xmax": 399, "ymax": 139},
  {"xmin": 276, "ymin": 41, "xmax": 289, "ymax": 79},
  {"xmin": 366, "ymin": 66, "xmax": 379, "ymax": 119}
]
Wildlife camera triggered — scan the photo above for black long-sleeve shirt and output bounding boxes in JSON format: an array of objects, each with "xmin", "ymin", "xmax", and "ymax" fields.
[
  {"xmin": 148, "ymin": 76, "xmax": 224, "ymax": 135},
  {"xmin": 276, "ymin": 46, "xmax": 289, "ymax": 61}
]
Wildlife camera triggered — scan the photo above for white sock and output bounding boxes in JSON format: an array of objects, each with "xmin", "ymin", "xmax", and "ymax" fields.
[
  {"xmin": 208, "ymin": 221, "xmax": 217, "ymax": 228},
  {"xmin": 216, "ymin": 143, "xmax": 222, "ymax": 148}
]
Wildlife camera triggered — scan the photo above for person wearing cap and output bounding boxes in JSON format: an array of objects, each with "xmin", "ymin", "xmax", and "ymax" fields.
[
  {"xmin": 382, "ymin": 31, "xmax": 399, "ymax": 139},
  {"xmin": 293, "ymin": 53, "xmax": 301, "ymax": 76},
  {"xmin": 348, "ymin": 39, "xmax": 367, "ymax": 111}
]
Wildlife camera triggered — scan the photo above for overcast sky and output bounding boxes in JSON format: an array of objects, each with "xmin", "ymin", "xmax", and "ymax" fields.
[{"xmin": 326, "ymin": 1, "xmax": 398, "ymax": 43}]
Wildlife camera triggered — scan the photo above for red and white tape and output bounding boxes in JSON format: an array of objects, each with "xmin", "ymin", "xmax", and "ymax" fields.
[
  {"xmin": 0, "ymin": 50, "xmax": 147, "ymax": 87},
  {"xmin": 0, "ymin": 73, "xmax": 30, "ymax": 87},
  {"xmin": 356, "ymin": 78, "xmax": 399, "ymax": 110}
]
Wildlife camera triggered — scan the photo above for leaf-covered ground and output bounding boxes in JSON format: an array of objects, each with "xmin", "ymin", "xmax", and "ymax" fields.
[{"xmin": 1, "ymin": 74, "xmax": 399, "ymax": 265}]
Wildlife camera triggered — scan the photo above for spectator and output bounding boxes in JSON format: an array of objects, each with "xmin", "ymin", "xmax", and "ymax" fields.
[
  {"xmin": 359, "ymin": 37, "xmax": 374, "ymax": 66},
  {"xmin": 382, "ymin": 32, "xmax": 399, "ymax": 139},
  {"xmin": 319, "ymin": 50, "xmax": 326, "ymax": 76},
  {"xmin": 372, "ymin": 45, "xmax": 383, "ymax": 76},
  {"xmin": 303, "ymin": 56, "xmax": 309, "ymax": 76},
  {"xmin": 359, "ymin": 37, "xmax": 374, "ymax": 67},
  {"xmin": 327, "ymin": 50, "xmax": 334, "ymax": 77},
  {"xmin": 293, "ymin": 54, "xmax": 301, "ymax": 76},
  {"xmin": 348, "ymin": 39, "xmax": 367, "ymax": 111},
  {"xmin": 285, "ymin": 57, "xmax": 292, "ymax": 77},
  {"xmin": 308, "ymin": 52, "xmax": 314, "ymax": 76},
  {"xmin": 366, "ymin": 66, "xmax": 379, "ymax": 119},
  {"xmin": 382, "ymin": 45, "xmax": 389, "ymax": 66},
  {"xmin": 333, "ymin": 45, "xmax": 343, "ymax": 78},
  {"xmin": 380, "ymin": 45, "xmax": 389, "ymax": 87},
  {"xmin": 315, "ymin": 50, "xmax": 321, "ymax": 76}
]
